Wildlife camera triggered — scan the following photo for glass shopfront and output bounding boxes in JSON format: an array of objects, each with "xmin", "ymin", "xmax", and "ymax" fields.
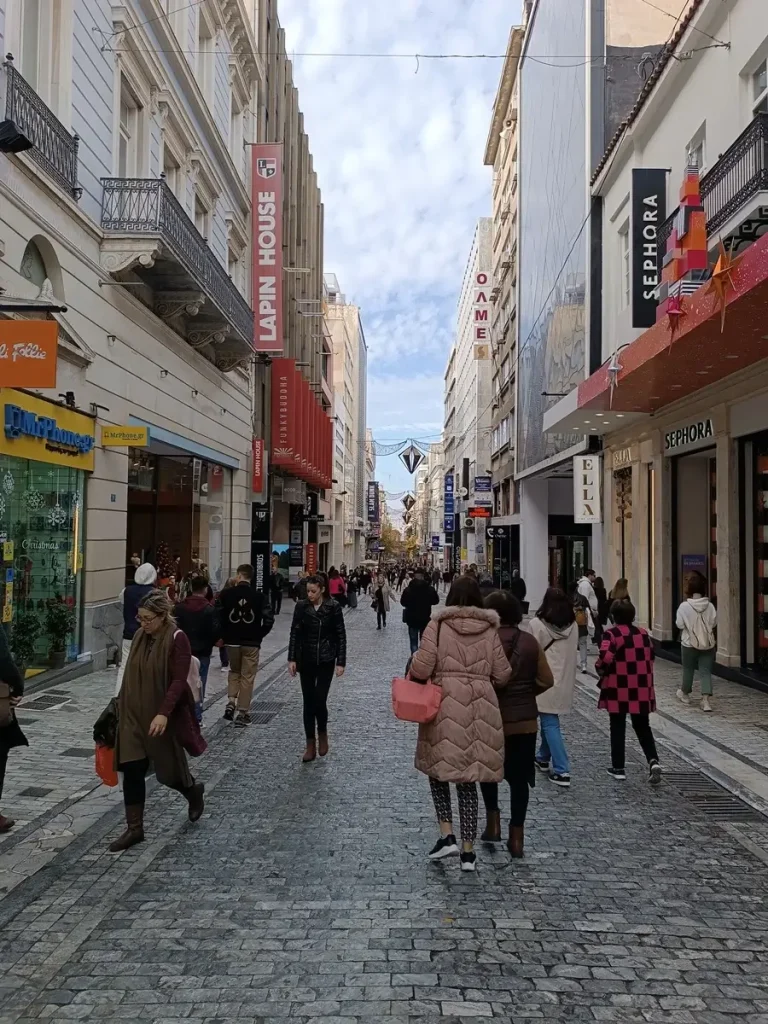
[
  {"xmin": 127, "ymin": 449, "xmax": 232, "ymax": 591},
  {"xmin": 0, "ymin": 389, "xmax": 94, "ymax": 674}
]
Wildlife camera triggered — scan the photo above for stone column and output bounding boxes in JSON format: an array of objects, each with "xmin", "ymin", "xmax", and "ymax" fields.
[
  {"xmin": 519, "ymin": 477, "xmax": 549, "ymax": 611},
  {"xmin": 651, "ymin": 447, "xmax": 674, "ymax": 641}
]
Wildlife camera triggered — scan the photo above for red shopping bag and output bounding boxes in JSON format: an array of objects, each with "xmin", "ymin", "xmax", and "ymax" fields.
[{"xmin": 95, "ymin": 744, "xmax": 118, "ymax": 787}]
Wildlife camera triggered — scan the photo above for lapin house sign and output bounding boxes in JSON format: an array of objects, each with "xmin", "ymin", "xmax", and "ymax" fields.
[
  {"xmin": 252, "ymin": 144, "xmax": 284, "ymax": 352},
  {"xmin": 631, "ymin": 168, "xmax": 667, "ymax": 329},
  {"xmin": 573, "ymin": 455, "xmax": 602, "ymax": 524},
  {"xmin": 472, "ymin": 271, "xmax": 491, "ymax": 359},
  {"xmin": 270, "ymin": 357, "xmax": 332, "ymax": 488}
]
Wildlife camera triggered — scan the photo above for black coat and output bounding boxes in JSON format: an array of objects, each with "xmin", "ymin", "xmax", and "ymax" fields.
[
  {"xmin": 0, "ymin": 624, "xmax": 27, "ymax": 755},
  {"xmin": 288, "ymin": 598, "xmax": 347, "ymax": 668},
  {"xmin": 217, "ymin": 582, "xmax": 274, "ymax": 647},
  {"xmin": 174, "ymin": 595, "xmax": 220, "ymax": 657},
  {"xmin": 400, "ymin": 579, "xmax": 440, "ymax": 630}
]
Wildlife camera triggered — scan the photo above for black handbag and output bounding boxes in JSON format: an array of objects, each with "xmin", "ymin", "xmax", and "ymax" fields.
[{"xmin": 93, "ymin": 698, "xmax": 118, "ymax": 748}]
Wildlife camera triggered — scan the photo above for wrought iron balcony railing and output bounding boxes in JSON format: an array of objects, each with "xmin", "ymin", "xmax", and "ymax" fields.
[
  {"xmin": 658, "ymin": 111, "xmax": 768, "ymax": 259},
  {"xmin": 101, "ymin": 178, "xmax": 254, "ymax": 344},
  {"xmin": 3, "ymin": 56, "xmax": 80, "ymax": 198}
]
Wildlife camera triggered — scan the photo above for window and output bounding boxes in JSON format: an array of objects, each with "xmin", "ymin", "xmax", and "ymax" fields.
[
  {"xmin": 228, "ymin": 246, "xmax": 243, "ymax": 291},
  {"xmin": 620, "ymin": 222, "xmax": 630, "ymax": 310},
  {"xmin": 501, "ymin": 356, "xmax": 510, "ymax": 385},
  {"xmin": 196, "ymin": 11, "xmax": 215, "ymax": 104},
  {"xmin": 753, "ymin": 60, "xmax": 768, "ymax": 114},
  {"xmin": 195, "ymin": 195, "xmax": 210, "ymax": 240},
  {"xmin": 118, "ymin": 77, "xmax": 141, "ymax": 177},
  {"xmin": 492, "ymin": 426, "xmax": 501, "ymax": 452},
  {"xmin": 20, "ymin": 0, "xmax": 41, "ymax": 89},
  {"xmin": 162, "ymin": 145, "xmax": 181, "ymax": 197},
  {"xmin": 685, "ymin": 126, "xmax": 706, "ymax": 173},
  {"xmin": 501, "ymin": 417, "xmax": 509, "ymax": 447}
]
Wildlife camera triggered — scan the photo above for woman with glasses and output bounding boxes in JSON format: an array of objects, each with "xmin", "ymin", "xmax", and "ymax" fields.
[{"xmin": 109, "ymin": 589, "xmax": 206, "ymax": 852}]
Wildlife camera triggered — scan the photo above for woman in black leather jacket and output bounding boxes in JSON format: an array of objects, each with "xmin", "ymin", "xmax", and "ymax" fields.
[
  {"xmin": 0, "ymin": 624, "xmax": 27, "ymax": 833},
  {"xmin": 288, "ymin": 575, "xmax": 347, "ymax": 762}
]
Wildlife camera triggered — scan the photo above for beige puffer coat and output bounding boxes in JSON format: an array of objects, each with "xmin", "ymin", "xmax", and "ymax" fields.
[{"xmin": 411, "ymin": 606, "xmax": 511, "ymax": 783}]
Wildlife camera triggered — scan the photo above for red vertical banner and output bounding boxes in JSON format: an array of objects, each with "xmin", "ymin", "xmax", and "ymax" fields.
[
  {"xmin": 301, "ymin": 378, "xmax": 309, "ymax": 476},
  {"xmin": 293, "ymin": 368, "xmax": 304, "ymax": 475},
  {"xmin": 309, "ymin": 397, "xmax": 317, "ymax": 485},
  {"xmin": 252, "ymin": 438, "xmax": 264, "ymax": 493},
  {"xmin": 324, "ymin": 409, "xmax": 332, "ymax": 488},
  {"xmin": 270, "ymin": 358, "xmax": 295, "ymax": 466},
  {"xmin": 305, "ymin": 542, "xmax": 318, "ymax": 575},
  {"xmin": 252, "ymin": 144, "xmax": 283, "ymax": 353},
  {"xmin": 313, "ymin": 399, "xmax": 320, "ymax": 485}
]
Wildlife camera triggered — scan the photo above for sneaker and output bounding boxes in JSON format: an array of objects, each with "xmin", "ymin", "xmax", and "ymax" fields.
[
  {"xmin": 235, "ymin": 712, "xmax": 252, "ymax": 727},
  {"xmin": 534, "ymin": 758, "xmax": 550, "ymax": 772},
  {"xmin": 701, "ymin": 696, "xmax": 713, "ymax": 713},
  {"xmin": 649, "ymin": 760, "xmax": 662, "ymax": 786},
  {"xmin": 220, "ymin": 664, "xmax": 228, "ymax": 673},
  {"xmin": 549, "ymin": 773, "xmax": 571, "ymax": 788},
  {"xmin": 676, "ymin": 688, "xmax": 691, "ymax": 705},
  {"xmin": 606, "ymin": 767, "xmax": 626, "ymax": 781},
  {"xmin": 223, "ymin": 706, "xmax": 235, "ymax": 721},
  {"xmin": 428, "ymin": 835, "xmax": 459, "ymax": 861},
  {"xmin": 460, "ymin": 852, "xmax": 477, "ymax": 872}
]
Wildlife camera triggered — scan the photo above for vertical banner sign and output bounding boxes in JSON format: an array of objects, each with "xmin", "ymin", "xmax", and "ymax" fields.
[
  {"xmin": 270, "ymin": 358, "xmax": 294, "ymax": 466},
  {"xmin": 473, "ymin": 475, "xmax": 493, "ymax": 509},
  {"xmin": 431, "ymin": 535, "xmax": 440, "ymax": 551},
  {"xmin": 305, "ymin": 542, "xmax": 318, "ymax": 575},
  {"xmin": 472, "ymin": 271, "xmax": 491, "ymax": 360},
  {"xmin": 367, "ymin": 480, "xmax": 380, "ymax": 522},
  {"xmin": 293, "ymin": 367, "xmax": 304, "ymax": 473},
  {"xmin": 573, "ymin": 455, "xmax": 603, "ymax": 524},
  {"xmin": 289, "ymin": 503, "xmax": 304, "ymax": 568},
  {"xmin": 444, "ymin": 472, "xmax": 455, "ymax": 534},
  {"xmin": 252, "ymin": 143, "xmax": 284, "ymax": 352},
  {"xmin": 631, "ymin": 168, "xmax": 666, "ymax": 328},
  {"xmin": 250, "ymin": 502, "xmax": 271, "ymax": 593},
  {"xmin": 252, "ymin": 438, "xmax": 264, "ymax": 494}
]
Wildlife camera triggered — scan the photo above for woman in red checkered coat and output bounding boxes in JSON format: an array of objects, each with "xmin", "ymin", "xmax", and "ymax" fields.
[{"xmin": 596, "ymin": 600, "xmax": 662, "ymax": 786}]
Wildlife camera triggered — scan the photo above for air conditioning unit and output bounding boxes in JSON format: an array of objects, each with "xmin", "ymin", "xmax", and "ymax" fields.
[{"xmin": 464, "ymin": 518, "xmax": 475, "ymax": 530}]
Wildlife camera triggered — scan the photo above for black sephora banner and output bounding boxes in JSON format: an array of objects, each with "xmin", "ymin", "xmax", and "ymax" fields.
[{"xmin": 631, "ymin": 168, "xmax": 666, "ymax": 328}]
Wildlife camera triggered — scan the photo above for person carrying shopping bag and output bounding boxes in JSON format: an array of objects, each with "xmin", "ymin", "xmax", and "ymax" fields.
[{"xmin": 410, "ymin": 576, "xmax": 510, "ymax": 872}]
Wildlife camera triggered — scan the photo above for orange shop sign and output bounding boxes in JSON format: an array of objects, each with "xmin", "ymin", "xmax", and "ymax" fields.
[{"xmin": 0, "ymin": 320, "xmax": 58, "ymax": 388}]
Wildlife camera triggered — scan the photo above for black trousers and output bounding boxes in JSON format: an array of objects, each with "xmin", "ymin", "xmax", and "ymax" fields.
[
  {"xmin": 377, "ymin": 609, "xmax": 387, "ymax": 628},
  {"xmin": 271, "ymin": 591, "xmax": 282, "ymax": 615},
  {"xmin": 300, "ymin": 662, "xmax": 335, "ymax": 739},
  {"xmin": 119, "ymin": 757, "xmax": 196, "ymax": 807},
  {"xmin": 609, "ymin": 712, "xmax": 658, "ymax": 770},
  {"xmin": 480, "ymin": 733, "xmax": 537, "ymax": 828},
  {"xmin": 0, "ymin": 748, "xmax": 8, "ymax": 803}
]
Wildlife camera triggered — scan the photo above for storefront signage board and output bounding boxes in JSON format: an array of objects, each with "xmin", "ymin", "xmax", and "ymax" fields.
[
  {"xmin": 473, "ymin": 475, "xmax": 493, "ymax": 508},
  {"xmin": 664, "ymin": 417, "xmax": 715, "ymax": 456},
  {"xmin": 0, "ymin": 389, "xmax": 95, "ymax": 471},
  {"xmin": 631, "ymin": 168, "xmax": 667, "ymax": 328},
  {"xmin": 431, "ymin": 535, "xmax": 440, "ymax": 551},
  {"xmin": 0, "ymin": 321, "xmax": 58, "ymax": 388},
  {"xmin": 367, "ymin": 480, "xmax": 380, "ymax": 522},
  {"xmin": 250, "ymin": 501, "xmax": 270, "ymax": 593},
  {"xmin": 444, "ymin": 472, "xmax": 455, "ymax": 533},
  {"xmin": 573, "ymin": 455, "xmax": 602, "ymax": 523},
  {"xmin": 612, "ymin": 447, "xmax": 633, "ymax": 470},
  {"xmin": 251, "ymin": 438, "xmax": 265, "ymax": 494},
  {"xmin": 102, "ymin": 425, "xmax": 148, "ymax": 447},
  {"xmin": 252, "ymin": 143, "xmax": 284, "ymax": 353}
]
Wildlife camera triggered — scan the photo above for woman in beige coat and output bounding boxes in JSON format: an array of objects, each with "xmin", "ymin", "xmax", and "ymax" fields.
[{"xmin": 410, "ymin": 576, "xmax": 510, "ymax": 871}]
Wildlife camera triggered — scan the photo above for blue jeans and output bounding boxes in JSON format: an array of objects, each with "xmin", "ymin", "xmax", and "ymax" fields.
[
  {"xmin": 195, "ymin": 655, "xmax": 211, "ymax": 724},
  {"xmin": 408, "ymin": 625, "xmax": 424, "ymax": 654},
  {"xmin": 537, "ymin": 713, "xmax": 570, "ymax": 776}
]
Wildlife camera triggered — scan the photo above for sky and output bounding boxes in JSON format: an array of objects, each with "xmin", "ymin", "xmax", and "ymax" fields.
[{"xmin": 279, "ymin": 0, "xmax": 523, "ymax": 509}]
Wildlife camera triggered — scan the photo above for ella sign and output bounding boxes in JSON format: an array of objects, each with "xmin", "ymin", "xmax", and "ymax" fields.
[
  {"xmin": 573, "ymin": 455, "xmax": 602, "ymax": 524},
  {"xmin": 631, "ymin": 168, "xmax": 667, "ymax": 328}
]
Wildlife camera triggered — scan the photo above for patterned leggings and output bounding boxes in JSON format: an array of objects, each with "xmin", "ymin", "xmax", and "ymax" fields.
[{"xmin": 429, "ymin": 778, "xmax": 478, "ymax": 844}]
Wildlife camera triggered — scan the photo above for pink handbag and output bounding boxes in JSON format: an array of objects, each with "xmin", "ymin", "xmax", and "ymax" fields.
[{"xmin": 391, "ymin": 622, "xmax": 443, "ymax": 724}]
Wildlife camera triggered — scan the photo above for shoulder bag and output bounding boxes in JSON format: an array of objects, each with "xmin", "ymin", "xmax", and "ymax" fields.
[{"xmin": 391, "ymin": 623, "xmax": 443, "ymax": 724}]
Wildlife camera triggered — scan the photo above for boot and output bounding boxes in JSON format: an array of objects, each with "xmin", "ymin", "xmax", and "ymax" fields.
[
  {"xmin": 109, "ymin": 804, "xmax": 145, "ymax": 852},
  {"xmin": 318, "ymin": 732, "xmax": 329, "ymax": 757},
  {"xmin": 0, "ymin": 814, "xmax": 15, "ymax": 834},
  {"xmin": 302, "ymin": 739, "xmax": 317, "ymax": 763},
  {"xmin": 185, "ymin": 782, "xmax": 205, "ymax": 822},
  {"xmin": 507, "ymin": 824, "xmax": 524, "ymax": 858},
  {"xmin": 481, "ymin": 809, "xmax": 501, "ymax": 843}
]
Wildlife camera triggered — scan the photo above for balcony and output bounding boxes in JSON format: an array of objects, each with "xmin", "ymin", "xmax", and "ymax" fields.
[
  {"xmin": 100, "ymin": 178, "xmax": 254, "ymax": 371},
  {"xmin": 2, "ymin": 56, "xmax": 80, "ymax": 198},
  {"xmin": 658, "ymin": 112, "xmax": 768, "ymax": 259}
]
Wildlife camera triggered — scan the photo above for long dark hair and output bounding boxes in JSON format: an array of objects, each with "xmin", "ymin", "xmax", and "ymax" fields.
[
  {"xmin": 445, "ymin": 575, "xmax": 484, "ymax": 609},
  {"xmin": 484, "ymin": 590, "xmax": 523, "ymax": 626},
  {"xmin": 536, "ymin": 587, "xmax": 575, "ymax": 628}
]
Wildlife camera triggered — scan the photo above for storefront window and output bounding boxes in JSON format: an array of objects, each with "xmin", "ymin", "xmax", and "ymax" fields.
[{"xmin": 0, "ymin": 455, "xmax": 85, "ymax": 673}]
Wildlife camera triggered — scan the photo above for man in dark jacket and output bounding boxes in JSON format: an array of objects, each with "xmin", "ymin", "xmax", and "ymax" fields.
[
  {"xmin": 400, "ymin": 569, "xmax": 440, "ymax": 654},
  {"xmin": 218, "ymin": 564, "xmax": 274, "ymax": 726},
  {"xmin": 174, "ymin": 575, "xmax": 220, "ymax": 724},
  {"xmin": 0, "ymin": 623, "xmax": 27, "ymax": 833},
  {"xmin": 269, "ymin": 569, "xmax": 285, "ymax": 615}
]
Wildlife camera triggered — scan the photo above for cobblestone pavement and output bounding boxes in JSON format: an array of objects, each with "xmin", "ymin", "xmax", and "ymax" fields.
[
  {"xmin": 0, "ymin": 604, "xmax": 297, "ymax": 896},
  {"xmin": 4, "ymin": 607, "xmax": 768, "ymax": 1022}
]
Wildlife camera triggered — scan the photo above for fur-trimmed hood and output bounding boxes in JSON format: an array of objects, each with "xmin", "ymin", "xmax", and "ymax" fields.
[{"xmin": 432, "ymin": 604, "xmax": 500, "ymax": 637}]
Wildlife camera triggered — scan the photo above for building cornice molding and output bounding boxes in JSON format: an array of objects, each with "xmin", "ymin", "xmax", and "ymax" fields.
[{"xmin": 483, "ymin": 26, "xmax": 524, "ymax": 167}]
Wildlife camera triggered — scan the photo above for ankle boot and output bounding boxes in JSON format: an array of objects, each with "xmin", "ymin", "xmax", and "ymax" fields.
[
  {"xmin": 481, "ymin": 810, "xmax": 501, "ymax": 843},
  {"xmin": 185, "ymin": 781, "xmax": 205, "ymax": 822},
  {"xmin": 318, "ymin": 732, "xmax": 329, "ymax": 757},
  {"xmin": 302, "ymin": 739, "xmax": 317, "ymax": 762},
  {"xmin": 109, "ymin": 804, "xmax": 145, "ymax": 852},
  {"xmin": 507, "ymin": 824, "xmax": 524, "ymax": 858}
]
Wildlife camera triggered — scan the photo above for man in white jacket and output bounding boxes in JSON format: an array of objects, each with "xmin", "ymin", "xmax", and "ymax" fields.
[
  {"xmin": 676, "ymin": 573, "xmax": 717, "ymax": 712},
  {"xmin": 577, "ymin": 570, "xmax": 599, "ymax": 617}
]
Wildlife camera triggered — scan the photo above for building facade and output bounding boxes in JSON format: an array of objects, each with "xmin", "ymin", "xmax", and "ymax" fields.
[{"xmin": 548, "ymin": 0, "xmax": 768, "ymax": 688}]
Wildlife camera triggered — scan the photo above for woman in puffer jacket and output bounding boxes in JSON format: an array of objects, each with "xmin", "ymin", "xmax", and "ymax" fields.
[{"xmin": 409, "ymin": 576, "xmax": 511, "ymax": 872}]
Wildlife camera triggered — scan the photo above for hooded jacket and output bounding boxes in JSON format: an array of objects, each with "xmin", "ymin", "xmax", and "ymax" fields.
[
  {"xmin": 410, "ymin": 605, "xmax": 511, "ymax": 783},
  {"xmin": 676, "ymin": 596, "xmax": 717, "ymax": 650},
  {"xmin": 577, "ymin": 576, "xmax": 598, "ymax": 615},
  {"xmin": 174, "ymin": 593, "xmax": 220, "ymax": 658},
  {"xmin": 400, "ymin": 577, "xmax": 440, "ymax": 629},
  {"xmin": 528, "ymin": 617, "xmax": 578, "ymax": 714},
  {"xmin": 218, "ymin": 582, "xmax": 274, "ymax": 647},
  {"xmin": 495, "ymin": 624, "xmax": 554, "ymax": 734}
]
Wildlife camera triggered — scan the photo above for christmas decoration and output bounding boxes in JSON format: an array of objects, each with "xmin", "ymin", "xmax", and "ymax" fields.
[
  {"xmin": 24, "ymin": 488, "xmax": 45, "ymax": 511},
  {"xmin": 665, "ymin": 294, "xmax": 687, "ymax": 345},
  {"xmin": 657, "ymin": 163, "xmax": 708, "ymax": 344},
  {"xmin": 2, "ymin": 471, "xmax": 14, "ymax": 495},
  {"xmin": 704, "ymin": 238, "xmax": 745, "ymax": 332},
  {"xmin": 399, "ymin": 443, "xmax": 425, "ymax": 475},
  {"xmin": 0, "ymin": 495, "xmax": 5, "ymax": 519},
  {"xmin": 47, "ymin": 503, "xmax": 67, "ymax": 528},
  {"xmin": 155, "ymin": 540, "xmax": 173, "ymax": 581},
  {"xmin": 402, "ymin": 493, "xmax": 416, "ymax": 511}
]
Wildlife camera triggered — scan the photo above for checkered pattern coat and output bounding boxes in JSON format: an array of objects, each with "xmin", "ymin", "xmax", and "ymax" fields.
[{"xmin": 596, "ymin": 624, "xmax": 656, "ymax": 715}]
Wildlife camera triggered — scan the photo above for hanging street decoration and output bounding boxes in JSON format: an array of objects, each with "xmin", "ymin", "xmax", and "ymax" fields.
[
  {"xmin": 665, "ymin": 294, "xmax": 687, "ymax": 346},
  {"xmin": 704, "ymin": 238, "xmax": 744, "ymax": 333},
  {"xmin": 399, "ymin": 442, "xmax": 426, "ymax": 474},
  {"xmin": 402, "ymin": 492, "xmax": 416, "ymax": 511},
  {"xmin": 657, "ymin": 162, "xmax": 708, "ymax": 350}
]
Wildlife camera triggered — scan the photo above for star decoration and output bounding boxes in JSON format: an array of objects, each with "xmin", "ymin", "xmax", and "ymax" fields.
[
  {"xmin": 665, "ymin": 295, "xmax": 687, "ymax": 346},
  {"xmin": 705, "ymin": 239, "xmax": 744, "ymax": 332},
  {"xmin": 607, "ymin": 350, "xmax": 622, "ymax": 409}
]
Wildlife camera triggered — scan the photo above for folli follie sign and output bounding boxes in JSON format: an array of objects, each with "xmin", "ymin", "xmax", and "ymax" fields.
[{"xmin": 0, "ymin": 320, "xmax": 58, "ymax": 388}]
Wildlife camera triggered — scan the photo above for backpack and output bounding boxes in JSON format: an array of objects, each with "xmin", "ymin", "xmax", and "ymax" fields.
[
  {"xmin": 174, "ymin": 630, "xmax": 202, "ymax": 702},
  {"xmin": 686, "ymin": 604, "xmax": 715, "ymax": 650},
  {"xmin": 574, "ymin": 605, "xmax": 588, "ymax": 628}
]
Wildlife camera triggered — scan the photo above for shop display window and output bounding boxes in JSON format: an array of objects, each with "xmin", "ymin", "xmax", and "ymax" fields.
[{"xmin": 0, "ymin": 456, "xmax": 85, "ymax": 674}]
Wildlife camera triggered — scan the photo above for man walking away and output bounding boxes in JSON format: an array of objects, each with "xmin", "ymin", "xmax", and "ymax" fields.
[
  {"xmin": 269, "ymin": 569, "xmax": 284, "ymax": 616},
  {"xmin": 400, "ymin": 568, "xmax": 440, "ymax": 654},
  {"xmin": 175, "ymin": 575, "xmax": 220, "ymax": 724},
  {"xmin": 576, "ymin": 569, "xmax": 599, "ymax": 618},
  {"xmin": 219, "ymin": 564, "xmax": 274, "ymax": 726}
]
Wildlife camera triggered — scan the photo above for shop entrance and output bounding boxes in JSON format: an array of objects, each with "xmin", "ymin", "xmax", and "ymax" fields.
[
  {"xmin": 672, "ymin": 448, "xmax": 717, "ymax": 618},
  {"xmin": 127, "ymin": 447, "xmax": 231, "ymax": 591},
  {"xmin": 547, "ymin": 516, "xmax": 591, "ymax": 594}
]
